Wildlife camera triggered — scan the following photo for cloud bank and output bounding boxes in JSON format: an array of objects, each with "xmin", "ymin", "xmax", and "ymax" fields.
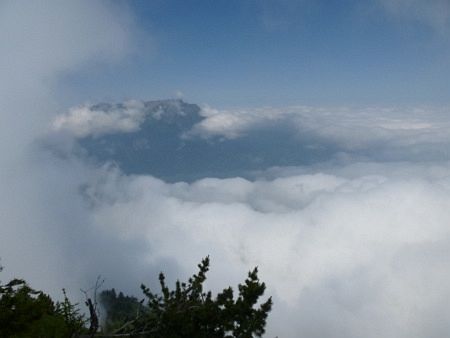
[
  {"xmin": 0, "ymin": 0, "xmax": 134, "ymax": 294},
  {"xmin": 57, "ymin": 102, "xmax": 450, "ymax": 162},
  {"xmin": 53, "ymin": 102, "xmax": 450, "ymax": 181},
  {"xmin": 194, "ymin": 105, "xmax": 442, "ymax": 140},
  {"xmin": 3, "ymin": 2, "xmax": 450, "ymax": 338},
  {"xmin": 189, "ymin": 105, "xmax": 450, "ymax": 163},
  {"xmin": 82, "ymin": 160, "xmax": 450, "ymax": 338},
  {"xmin": 51, "ymin": 100, "xmax": 450, "ymax": 337}
]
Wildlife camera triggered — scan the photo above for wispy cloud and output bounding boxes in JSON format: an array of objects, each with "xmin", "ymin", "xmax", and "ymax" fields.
[
  {"xmin": 0, "ymin": 0, "xmax": 135, "ymax": 293},
  {"xmin": 53, "ymin": 101, "xmax": 146, "ymax": 137},
  {"xmin": 378, "ymin": 0, "xmax": 450, "ymax": 35}
]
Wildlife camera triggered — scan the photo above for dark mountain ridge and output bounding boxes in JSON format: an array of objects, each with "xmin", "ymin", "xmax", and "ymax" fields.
[{"xmin": 78, "ymin": 99, "xmax": 334, "ymax": 181}]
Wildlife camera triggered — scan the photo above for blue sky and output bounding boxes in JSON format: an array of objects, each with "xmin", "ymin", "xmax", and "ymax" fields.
[{"xmin": 59, "ymin": 0, "xmax": 450, "ymax": 107}]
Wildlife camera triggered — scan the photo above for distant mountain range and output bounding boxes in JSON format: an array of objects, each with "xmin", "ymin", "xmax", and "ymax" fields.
[{"xmin": 77, "ymin": 99, "xmax": 334, "ymax": 181}]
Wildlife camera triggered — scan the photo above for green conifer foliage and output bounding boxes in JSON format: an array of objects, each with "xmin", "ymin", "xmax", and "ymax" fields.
[
  {"xmin": 140, "ymin": 256, "xmax": 272, "ymax": 338},
  {"xmin": 0, "ymin": 263, "xmax": 86, "ymax": 338}
]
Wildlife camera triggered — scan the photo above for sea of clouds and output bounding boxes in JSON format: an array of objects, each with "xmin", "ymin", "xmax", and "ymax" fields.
[
  {"xmin": 2, "ymin": 1, "xmax": 450, "ymax": 338},
  {"xmin": 59, "ymin": 108, "xmax": 450, "ymax": 337}
]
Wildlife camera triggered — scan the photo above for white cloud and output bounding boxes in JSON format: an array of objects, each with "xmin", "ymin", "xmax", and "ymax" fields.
[
  {"xmin": 0, "ymin": 0, "xmax": 133, "ymax": 157},
  {"xmin": 188, "ymin": 105, "xmax": 450, "ymax": 161},
  {"xmin": 52, "ymin": 99, "xmax": 197, "ymax": 138},
  {"xmin": 187, "ymin": 105, "xmax": 286, "ymax": 139},
  {"xmin": 48, "ymin": 98, "xmax": 450, "ymax": 338},
  {"xmin": 0, "ymin": 0, "xmax": 131, "ymax": 78},
  {"xmin": 192, "ymin": 105, "xmax": 447, "ymax": 141},
  {"xmin": 0, "ymin": 0, "xmax": 135, "ymax": 295},
  {"xmin": 53, "ymin": 100, "xmax": 146, "ymax": 137},
  {"xmin": 83, "ymin": 160, "xmax": 450, "ymax": 338}
]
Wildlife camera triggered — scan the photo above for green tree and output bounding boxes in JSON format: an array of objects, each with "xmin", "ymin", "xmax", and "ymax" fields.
[
  {"xmin": 55, "ymin": 288, "xmax": 86, "ymax": 336},
  {"xmin": 0, "ymin": 278, "xmax": 64, "ymax": 338},
  {"xmin": 99, "ymin": 288, "xmax": 146, "ymax": 333},
  {"xmin": 0, "ymin": 263, "xmax": 86, "ymax": 338},
  {"xmin": 139, "ymin": 256, "xmax": 272, "ymax": 338}
]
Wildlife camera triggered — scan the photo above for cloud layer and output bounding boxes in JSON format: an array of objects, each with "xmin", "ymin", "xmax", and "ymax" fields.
[
  {"xmin": 52, "ymin": 99, "xmax": 450, "ymax": 337},
  {"xmin": 192, "ymin": 105, "xmax": 450, "ymax": 162},
  {"xmin": 81, "ymin": 160, "xmax": 450, "ymax": 338},
  {"xmin": 52, "ymin": 102, "xmax": 450, "ymax": 183},
  {"xmin": 3, "ymin": 2, "xmax": 450, "ymax": 338}
]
